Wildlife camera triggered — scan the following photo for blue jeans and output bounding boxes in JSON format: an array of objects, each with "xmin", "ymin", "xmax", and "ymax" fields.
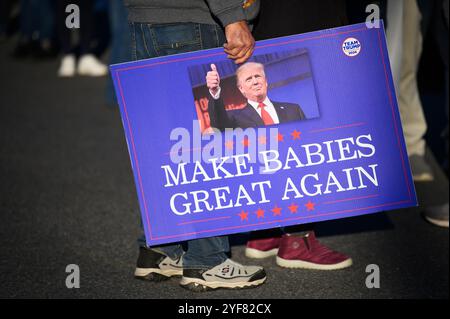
[
  {"xmin": 106, "ymin": 0, "xmax": 131, "ymax": 105},
  {"xmin": 131, "ymin": 22, "xmax": 229, "ymax": 269},
  {"xmin": 20, "ymin": 0, "xmax": 54, "ymax": 41}
]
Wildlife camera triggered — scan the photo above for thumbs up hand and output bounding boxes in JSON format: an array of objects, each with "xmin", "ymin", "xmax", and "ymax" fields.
[{"xmin": 206, "ymin": 63, "xmax": 220, "ymax": 96}]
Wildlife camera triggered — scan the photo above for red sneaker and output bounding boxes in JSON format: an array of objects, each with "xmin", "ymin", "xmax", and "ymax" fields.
[
  {"xmin": 276, "ymin": 232, "xmax": 353, "ymax": 270},
  {"xmin": 245, "ymin": 237, "xmax": 281, "ymax": 259}
]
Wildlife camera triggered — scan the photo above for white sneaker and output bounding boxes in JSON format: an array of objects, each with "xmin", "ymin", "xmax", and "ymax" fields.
[
  {"xmin": 77, "ymin": 54, "xmax": 108, "ymax": 77},
  {"xmin": 58, "ymin": 55, "xmax": 76, "ymax": 77},
  {"xmin": 180, "ymin": 259, "xmax": 266, "ymax": 291}
]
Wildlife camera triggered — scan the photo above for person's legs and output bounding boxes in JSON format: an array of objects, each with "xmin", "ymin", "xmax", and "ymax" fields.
[
  {"xmin": 183, "ymin": 236, "xmax": 229, "ymax": 269},
  {"xmin": 0, "ymin": 0, "xmax": 14, "ymax": 37},
  {"xmin": 129, "ymin": 22, "xmax": 266, "ymax": 289},
  {"xmin": 386, "ymin": 0, "xmax": 404, "ymax": 93},
  {"xmin": 106, "ymin": 0, "xmax": 131, "ymax": 105},
  {"xmin": 13, "ymin": 0, "xmax": 34, "ymax": 57},
  {"xmin": 416, "ymin": 0, "xmax": 449, "ymax": 228},
  {"xmin": 56, "ymin": 0, "xmax": 73, "ymax": 55},
  {"xmin": 431, "ymin": 0, "xmax": 449, "ymax": 172},
  {"xmin": 76, "ymin": 0, "xmax": 107, "ymax": 76},
  {"xmin": 108, "ymin": 0, "xmax": 130, "ymax": 63},
  {"xmin": 33, "ymin": 0, "xmax": 57, "ymax": 58},
  {"xmin": 37, "ymin": 0, "xmax": 54, "ymax": 42},
  {"xmin": 130, "ymin": 22, "xmax": 229, "ymax": 265},
  {"xmin": 19, "ymin": 0, "xmax": 33, "ymax": 40},
  {"xmin": 420, "ymin": 0, "xmax": 449, "ymax": 171},
  {"xmin": 77, "ymin": 0, "xmax": 93, "ymax": 55},
  {"xmin": 399, "ymin": 0, "xmax": 432, "ymax": 181},
  {"xmin": 56, "ymin": 0, "xmax": 78, "ymax": 77}
]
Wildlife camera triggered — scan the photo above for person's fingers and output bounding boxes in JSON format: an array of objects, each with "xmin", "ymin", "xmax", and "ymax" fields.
[
  {"xmin": 224, "ymin": 40, "xmax": 243, "ymax": 52},
  {"xmin": 233, "ymin": 44, "xmax": 252, "ymax": 60},
  {"xmin": 206, "ymin": 71, "xmax": 218, "ymax": 78},
  {"xmin": 207, "ymin": 72, "xmax": 219, "ymax": 80},
  {"xmin": 209, "ymin": 64, "xmax": 220, "ymax": 84},
  {"xmin": 227, "ymin": 44, "xmax": 252, "ymax": 61},
  {"xmin": 206, "ymin": 71, "xmax": 220, "ymax": 88},
  {"xmin": 224, "ymin": 21, "xmax": 255, "ymax": 62},
  {"xmin": 207, "ymin": 81, "xmax": 219, "ymax": 88},
  {"xmin": 235, "ymin": 46, "xmax": 254, "ymax": 64},
  {"xmin": 224, "ymin": 46, "xmax": 243, "ymax": 57},
  {"xmin": 207, "ymin": 74, "xmax": 219, "ymax": 82},
  {"xmin": 225, "ymin": 39, "xmax": 254, "ymax": 57}
]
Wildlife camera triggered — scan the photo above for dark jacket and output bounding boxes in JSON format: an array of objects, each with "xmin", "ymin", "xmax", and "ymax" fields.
[
  {"xmin": 253, "ymin": 0, "xmax": 348, "ymax": 40},
  {"xmin": 208, "ymin": 96, "xmax": 306, "ymax": 131}
]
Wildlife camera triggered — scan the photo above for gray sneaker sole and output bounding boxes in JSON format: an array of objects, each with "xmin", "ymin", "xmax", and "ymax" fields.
[
  {"xmin": 179, "ymin": 277, "xmax": 266, "ymax": 292},
  {"xmin": 134, "ymin": 268, "xmax": 182, "ymax": 282},
  {"xmin": 179, "ymin": 270, "xmax": 267, "ymax": 292}
]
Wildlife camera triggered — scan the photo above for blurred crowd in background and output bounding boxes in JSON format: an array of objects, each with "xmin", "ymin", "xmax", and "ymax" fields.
[
  {"xmin": 0, "ymin": 0, "xmax": 130, "ymax": 105},
  {"xmin": 0, "ymin": 0, "xmax": 448, "ymax": 225}
]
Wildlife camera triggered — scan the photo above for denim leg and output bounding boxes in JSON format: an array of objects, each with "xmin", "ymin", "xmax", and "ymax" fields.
[
  {"xmin": 130, "ymin": 22, "xmax": 228, "ymax": 267},
  {"xmin": 183, "ymin": 236, "xmax": 229, "ymax": 269},
  {"xmin": 56, "ymin": 0, "xmax": 74, "ymax": 54},
  {"xmin": 78, "ymin": 0, "xmax": 94, "ymax": 55},
  {"xmin": 0, "ymin": 0, "xmax": 14, "ymax": 34},
  {"xmin": 109, "ymin": 0, "xmax": 131, "ymax": 64},
  {"xmin": 130, "ymin": 22, "xmax": 182, "ymax": 258},
  {"xmin": 19, "ymin": 0, "xmax": 34, "ymax": 40},
  {"xmin": 37, "ymin": 0, "xmax": 54, "ymax": 41},
  {"xmin": 106, "ymin": 0, "xmax": 131, "ymax": 104}
]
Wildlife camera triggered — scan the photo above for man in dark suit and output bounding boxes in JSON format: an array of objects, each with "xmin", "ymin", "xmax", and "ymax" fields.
[{"xmin": 207, "ymin": 62, "xmax": 306, "ymax": 131}]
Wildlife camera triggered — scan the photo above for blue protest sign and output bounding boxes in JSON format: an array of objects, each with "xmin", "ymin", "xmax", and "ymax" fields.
[{"xmin": 112, "ymin": 22, "xmax": 417, "ymax": 246}]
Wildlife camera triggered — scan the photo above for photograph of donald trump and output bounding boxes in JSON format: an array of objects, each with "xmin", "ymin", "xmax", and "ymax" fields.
[{"xmin": 206, "ymin": 61, "xmax": 307, "ymax": 131}]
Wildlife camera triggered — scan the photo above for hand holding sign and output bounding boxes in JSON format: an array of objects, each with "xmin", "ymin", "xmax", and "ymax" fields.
[
  {"xmin": 224, "ymin": 21, "xmax": 255, "ymax": 64},
  {"xmin": 206, "ymin": 64, "xmax": 220, "ymax": 96}
]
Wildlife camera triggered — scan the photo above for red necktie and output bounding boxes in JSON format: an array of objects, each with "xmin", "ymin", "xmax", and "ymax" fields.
[{"xmin": 258, "ymin": 102, "xmax": 275, "ymax": 125}]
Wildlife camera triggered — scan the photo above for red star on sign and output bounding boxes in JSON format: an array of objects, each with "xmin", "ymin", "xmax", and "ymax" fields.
[
  {"xmin": 255, "ymin": 209, "xmax": 265, "ymax": 219},
  {"xmin": 288, "ymin": 203, "xmax": 299, "ymax": 214},
  {"xmin": 277, "ymin": 133, "xmax": 284, "ymax": 142},
  {"xmin": 241, "ymin": 137, "xmax": 250, "ymax": 147},
  {"xmin": 291, "ymin": 130, "xmax": 301, "ymax": 140},
  {"xmin": 305, "ymin": 201, "xmax": 316, "ymax": 211},
  {"xmin": 271, "ymin": 206, "xmax": 282, "ymax": 216},
  {"xmin": 258, "ymin": 136, "xmax": 267, "ymax": 145},
  {"xmin": 238, "ymin": 211, "xmax": 249, "ymax": 221},
  {"xmin": 225, "ymin": 140, "xmax": 234, "ymax": 150}
]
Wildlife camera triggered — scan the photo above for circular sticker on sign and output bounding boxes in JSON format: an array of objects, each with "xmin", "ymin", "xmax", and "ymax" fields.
[{"xmin": 342, "ymin": 38, "xmax": 362, "ymax": 57}]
